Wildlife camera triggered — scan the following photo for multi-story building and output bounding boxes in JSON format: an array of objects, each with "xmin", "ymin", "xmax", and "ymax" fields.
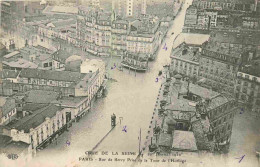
[
  {"xmin": 126, "ymin": 16, "xmax": 160, "ymax": 60},
  {"xmin": 184, "ymin": 5, "xmax": 198, "ymax": 26},
  {"xmin": 77, "ymin": 7, "xmax": 161, "ymax": 59},
  {"xmin": 121, "ymin": 52, "xmax": 149, "ymax": 71},
  {"xmin": 1, "ymin": 1, "xmax": 45, "ymax": 34},
  {"xmin": 5, "ymin": 104, "xmax": 70, "ymax": 155},
  {"xmin": 199, "ymin": 38, "xmax": 242, "ymax": 94},
  {"xmin": 197, "ymin": 11, "xmax": 210, "ymax": 30},
  {"xmin": 2, "ymin": 45, "xmax": 55, "ymax": 71},
  {"xmin": 111, "ymin": 19, "xmax": 130, "ymax": 57},
  {"xmin": 193, "ymin": 0, "xmax": 256, "ymax": 12},
  {"xmin": 0, "ymin": 96, "xmax": 17, "ymax": 125},
  {"xmin": 256, "ymin": 0, "xmax": 260, "ymax": 13},
  {"xmin": 0, "ymin": 135, "xmax": 31, "ymax": 162},
  {"xmin": 1, "ymin": 68, "xmax": 104, "ymax": 101},
  {"xmin": 170, "ymin": 43, "xmax": 200, "ymax": 82},
  {"xmin": 241, "ymin": 13, "xmax": 260, "ymax": 29},
  {"xmin": 77, "ymin": 7, "xmax": 112, "ymax": 57},
  {"xmin": 205, "ymin": 9, "xmax": 218, "ymax": 27},
  {"xmin": 235, "ymin": 58, "xmax": 260, "ymax": 113},
  {"xmin": 216, "ymin": 10, "xmax": 229, "ymax": 28},
  {"xmin": 126, "ymin": 0, "xmax": 134, "ymax": 17},
  {"xmin": 155, "ymin": 75, "xmax": 237, "ymax": 154},
  {"xmin": 111, "ymin": 0, "xmax": 147, "ymax": 18},
  {"xmin": 51, "ymin": 49, "xmax": 72, "ymax": 71},
  {"xmin": 38, "ymin": 18, "xmax": 78, "ymax": 51}
]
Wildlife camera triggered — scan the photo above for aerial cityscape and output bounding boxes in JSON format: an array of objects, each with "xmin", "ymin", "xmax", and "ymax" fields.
[{"xmin": 0, "ymin": 0, "xmax": 259, "ymax": 167}]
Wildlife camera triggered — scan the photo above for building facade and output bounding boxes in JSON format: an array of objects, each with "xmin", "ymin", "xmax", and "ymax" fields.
[
  {"xmin": 1, "ymin": 68, "xmax": 103, "ymax": 100},
  {"xmin": 7, "ymin": 105, "xmax": 71, "ymax": 155},
  {"xmin": 235, "ymin": 64, "xmax": 260, "ymax": 113},
  {"xmin": 184, "ymin": 5, "xmax": 198, "ymax": 26},
  {"xmin": 199, "ymin": 47, "xmax": 241, "ymax": 94},
  {"xmin": 170, "ymin": 43, "xmax": 200, "ymax": 81},
  {"xmin": 0, "ymin": 96, "xmax": 17, "ymax": 125},
  {"xmin": 193, "ymin": 0, "xmax": 256, "ymax": 12}
]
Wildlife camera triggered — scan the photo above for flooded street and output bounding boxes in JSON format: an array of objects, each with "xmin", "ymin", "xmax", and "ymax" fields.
[
  {"xmin": 32, "ymin": 1, "xmax": 192, "ymax": 166},
  {"xmin": 27, "ymin": 0, "xmax": 260, "ymax": 167}
]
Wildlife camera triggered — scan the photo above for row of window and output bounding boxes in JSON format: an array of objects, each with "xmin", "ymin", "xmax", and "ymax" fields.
[
  {"xmin": 209, "ymin": 101, "xmax": 235, "ymax": 119},
  {"xmin": 3, "ymin": 108, "xmax": 16, "ymax": 120},
  {"xmin": 31, "ymin": 114, "xmax": 65, "ymax": 148}
]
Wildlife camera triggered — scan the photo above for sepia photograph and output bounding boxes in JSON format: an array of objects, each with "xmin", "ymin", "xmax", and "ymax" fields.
[{"xmin": 0, "ymin": 0, "xmax": 259, "ymax": 166}]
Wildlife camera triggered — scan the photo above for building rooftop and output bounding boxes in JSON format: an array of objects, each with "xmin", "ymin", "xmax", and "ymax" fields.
[
  {"xmin": 172, "ymin": 130, "xmax": 198, "ymax": 151},
  {"xmin": 23, "ymin": 90, "xmax": 60, "ymax": 104},
  {"xmin": 51, "ymin": 96, "xmax": 88, "ymax": 108},
  {"xmin": 0, "ymin": 42, "xmax": 5, "ymax": 50},
  {"xmin": 188, "ymin": 83, "xmax": 219, "ymax": 99},
  {"xmin": 0, "ymin": 135, "xmax": 12, "ymax": 149},
  {"xmin": 173, "ymin": 33, "xmax": 210, "ymax": 48},
  {"xmin": 171, "ymin": 43, "xmax": 199, "ymax": 63},
  {"xmin": 0, "ymin": 96, "xmax": 7, "ymax": 107},
  {"xmin": 19, "ymin": 68, "xmax": 87, "ymax": 82},
  {"xmin": 52, "ymin": 49, "xmax": 72, "ymax": 63},
  {"xmin": 22, "ymin": 103, "xmax": 49, "ymax": 112},
  {"xmin": 158, "ymin": 133, "xmax": 173, "ymax": 147},
  {"xmin": 210, "ymin": 31, "xmax": 260, "ymax": 46},
  {"xmin": 7, "ymin": 104, "xmax": 62, "ymax": 133},
  {"xmin": 194, "ymin": 0, "xmax": 255, "ymax": 4},
  {"xmin": 165, "ymin": 97, "xmax": 197, "ymax": 112},
  {"xmin": 43, "ymin": 5, "xmax": 78, "ymax": 15},
  {"xmin": 2, "ymin": 69, "xmax": 20, "ymax": 79},
  {"xmin": 3, "ymin": 51, "xmax": 20, "ymax": 59},
  {"xmin": 3, "ymin": 59, "xmax": 38, "ymax": 69},
  {"xmin": 48, "ymin": 18, "xmax": 76, "ymax": 30},
  {"xmin": 207, "ymin": 94, "xmax": 231, "ymax": 111},
  {"xmin": 204, "ymin": 40, "xmax": 241, "ymax": 58},
  {"xmin": 2, "ymin": 141, "xmax": 29, "ymax": 154},
  {"xmin": 191, "ymin": 117, "xmax": 212, "ymax": 150}
]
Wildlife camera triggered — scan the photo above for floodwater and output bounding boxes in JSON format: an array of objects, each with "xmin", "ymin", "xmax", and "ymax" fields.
[{"xmin": 16, "ymin": 0, "xmax": 260, "ymax": 166}]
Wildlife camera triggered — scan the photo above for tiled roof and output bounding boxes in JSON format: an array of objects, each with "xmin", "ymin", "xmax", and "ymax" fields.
[
  {"xmin": 22, "ymin": 103, "xmax": 49, "ymax": 112},
  {"xmin": 19, "ymin": 68, "xmax": 87, "ymax": 82},
  {"xmin": 8, "ymin": 104, "xmax": 62, "ymax": 133},
  {"xmin": 51, "ymin": 96, "xmax": 88, "ymax": 108},
  {"xmin": 172, "ymin": 130, "xmax": 198, "ymax": 151},
  {"xmin": 23, "ymin": 90, "xmax": 59, "ymax": 104},
  {"xmin": 3, "ymin": 51, "xmax": 20, "ymax": 59},
  {"xmin": 2, "ymin": 69, "xmax": 20, "ymax": 79}
]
